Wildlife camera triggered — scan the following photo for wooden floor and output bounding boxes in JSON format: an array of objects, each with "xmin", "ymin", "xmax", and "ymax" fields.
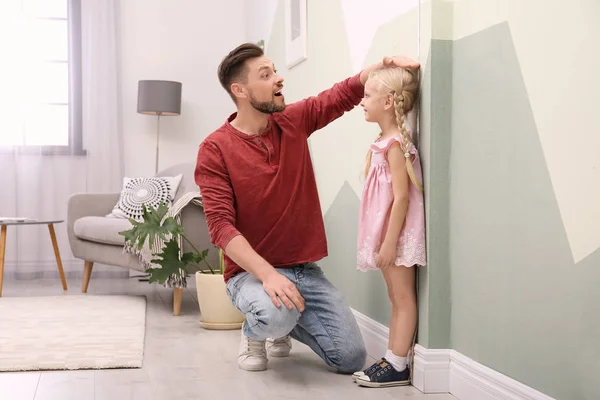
[{"xmin": 0, "ymin": 276, "xmax": 455, "ymax": 400}]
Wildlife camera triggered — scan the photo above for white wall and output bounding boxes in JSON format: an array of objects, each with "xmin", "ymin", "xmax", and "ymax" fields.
[
  {"xmin": 244, "ymin": 0, "xmax": 278, "ymax": 50},
  {"xmin": 119, "ymin": 0, "xmax": 247, "ymax": 177}
]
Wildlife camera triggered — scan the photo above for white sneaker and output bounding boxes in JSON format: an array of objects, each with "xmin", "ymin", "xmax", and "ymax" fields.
[
  {"xmin": 238, "ymin": 329, "xmax": 268, "ymax": 371},
  {"xmin": 266, "ymin": 335, "xmax": 292, "ymax": 357}
]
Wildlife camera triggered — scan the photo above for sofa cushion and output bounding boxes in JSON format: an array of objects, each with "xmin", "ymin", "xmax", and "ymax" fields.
[{"xmin": 74, "ymin": 216, "xmax": 132, "ymax": 246}]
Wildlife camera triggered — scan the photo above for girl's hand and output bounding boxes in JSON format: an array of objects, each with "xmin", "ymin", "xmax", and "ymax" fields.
[{"xmin": 376, "ymin": 242, "xmax": 397, "ymax": 270}]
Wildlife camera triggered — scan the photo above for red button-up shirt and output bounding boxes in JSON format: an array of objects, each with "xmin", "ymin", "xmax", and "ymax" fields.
[{"xmin": 195, "ymin": 73, "xmax": 364, "ymax": 282}]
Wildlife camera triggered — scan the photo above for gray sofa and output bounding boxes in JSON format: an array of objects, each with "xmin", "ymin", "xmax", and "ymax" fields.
[{"xmin": 66, "ymin": 162, "xmax": 217, "ymax": 315}]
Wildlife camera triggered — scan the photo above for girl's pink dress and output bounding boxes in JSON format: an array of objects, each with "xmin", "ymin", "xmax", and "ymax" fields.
[{"xmin": 357, "ymin": 136, "xmax": 426, "ymax": 271}]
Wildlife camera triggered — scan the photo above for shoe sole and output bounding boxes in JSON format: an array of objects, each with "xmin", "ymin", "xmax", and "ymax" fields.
[
  {"xmin": 267, "ymin": 350, "xmax": 291, "ymax": 358},
  {"xmin": 356, "ymin": 379, "xmax": 411, "ymax": 388},
  {"xmin": 238, "ymin": 363, "xmax": 268, "ymax": 372}
]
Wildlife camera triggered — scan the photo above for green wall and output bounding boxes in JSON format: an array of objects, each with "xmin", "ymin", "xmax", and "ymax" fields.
[
  {"xmin": 447, "ymin": 21, "xmax": 600, "ymax": 400},
  {"xmin": 419, "ymin": 39, "xmax": 453, "ymax": 349}
]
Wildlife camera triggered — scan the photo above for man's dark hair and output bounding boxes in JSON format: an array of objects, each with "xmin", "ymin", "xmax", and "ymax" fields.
[{"xmin": 218, "ymin": 43, "xmax": 264, "ymax": 101}]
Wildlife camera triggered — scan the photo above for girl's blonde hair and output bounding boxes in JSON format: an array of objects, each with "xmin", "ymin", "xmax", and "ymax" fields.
[{"xmin": 363, "ymin": 67, "xmax": 422, "ymax": 192}]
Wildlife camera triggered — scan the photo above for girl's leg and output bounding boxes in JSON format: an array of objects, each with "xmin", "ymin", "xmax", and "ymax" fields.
[
  {"xmin": 355, "ymin": 265, "xmax": 415, "ymax": 387},
  {"xmin": 351, "ymin": 268, "xmax": 399, "ymax": 381},
  {"xmin": 382, "ymin": 265, "xmax": 416, "ymax": 358},
  {"xmin": 382, "ymin": 269, "xmax": 398, "ymax": 352}
]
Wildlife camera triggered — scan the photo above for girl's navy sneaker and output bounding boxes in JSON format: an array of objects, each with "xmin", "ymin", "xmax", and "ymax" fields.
[
  {"xmin": 355, "ymin": 359, "xmax": 410, "ymax": 388},
  {"xmin": 352, "ymin": 358, "xmax": 385, "ymax": 382}
]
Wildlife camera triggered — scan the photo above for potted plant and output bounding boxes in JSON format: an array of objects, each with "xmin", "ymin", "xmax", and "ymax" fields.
[{"xmin": 119, "ymin": 203, "xmax": 244, "ymax": 330}]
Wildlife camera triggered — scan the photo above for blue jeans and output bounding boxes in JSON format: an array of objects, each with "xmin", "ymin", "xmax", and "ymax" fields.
[{"xmin": 226, "ymin": 262, "xmax": 367, "ymax": 374}]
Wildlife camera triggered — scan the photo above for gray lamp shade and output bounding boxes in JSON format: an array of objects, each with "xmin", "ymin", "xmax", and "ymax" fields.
[{"xmin": 137, "ymin": 80, "xmax": 182, "ymax": 116}]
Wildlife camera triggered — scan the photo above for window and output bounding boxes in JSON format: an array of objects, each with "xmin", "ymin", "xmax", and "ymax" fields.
[{"xmin": 0, "ymin": 0, "xmax": 83, "ymax": 155}]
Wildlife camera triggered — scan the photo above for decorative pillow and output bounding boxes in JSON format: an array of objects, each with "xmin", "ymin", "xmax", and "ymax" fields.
[{"xmin": 107, "ymin": 174, "xmax": 183, "ymax": 221}]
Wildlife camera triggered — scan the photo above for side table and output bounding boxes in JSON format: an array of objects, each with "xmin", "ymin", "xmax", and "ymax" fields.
[{"xmin": 0, "ymin": 219, "xmax": 68, "ymax": 296}]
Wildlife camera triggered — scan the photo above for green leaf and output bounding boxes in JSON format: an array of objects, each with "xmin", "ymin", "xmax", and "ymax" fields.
[
  {"xmin": 146, "ymin": 239, "xmax": 192, "ymax": 284},
  {"xmin": 190, "ymin": 247, "xmax": 215, "ymax": 274},
  {"xmin": 192, "ymin": 252, "xmax": 205, "ymax": 264},
  {"xmin": 191, "ymin": 249, "xmax": 209, "ymax": 264},
  {"xmin": 118, "ymin": 203, "xmax": 181, "ymax": 251},
  {"xmin": 162, "ymin": 216, "xmax": 183, "ymax": 236},
  {"xmin": 119, "ymin": 220, "xmax": 140, "ymax": 245}
]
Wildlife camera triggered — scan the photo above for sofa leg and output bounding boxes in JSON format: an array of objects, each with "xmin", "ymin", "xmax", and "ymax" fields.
[
  {"xmin": 173, "ymin": 288, "xmax": 183, "ymax": 316},
  {"xmin": 82, "ymin": 261, "xmax": 93, "ymax": 293}
]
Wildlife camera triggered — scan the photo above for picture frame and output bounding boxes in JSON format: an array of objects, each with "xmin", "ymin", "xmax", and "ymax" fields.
[{"xmin": 285, "ymin": 0, "xmax": 307, "ymax": 69}]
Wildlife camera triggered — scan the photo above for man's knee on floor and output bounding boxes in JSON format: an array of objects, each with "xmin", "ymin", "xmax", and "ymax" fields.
[
  {"xmin": 249, "ymin": 301, "xmax": 300, "ymax": 340},
  {"xmin": 331, "ymin": 342, "xmax": 367, "ymax": 374}
]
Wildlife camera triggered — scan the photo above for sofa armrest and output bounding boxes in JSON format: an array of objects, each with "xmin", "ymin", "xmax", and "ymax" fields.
[
  {"xmin": 68, "ymin": 192, "xmax": 120, "ymax": 220},
  {"xmin": 179, "ymin": 201, "xmax": 220, "ymax": 269},
  {"xmin": 67, "ymin": 193, "xmax": 120, "ymax": 241}
]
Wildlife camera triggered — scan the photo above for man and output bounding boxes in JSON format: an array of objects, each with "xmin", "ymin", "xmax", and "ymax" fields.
[{"xmin": 195, "ymin": 43, "xmax": 419, "ymax": 373}]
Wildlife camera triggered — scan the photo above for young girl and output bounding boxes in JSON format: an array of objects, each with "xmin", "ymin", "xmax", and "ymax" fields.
[{"xmin": 353, "ymin": 66, "xmax": 426, "ymax": 388}]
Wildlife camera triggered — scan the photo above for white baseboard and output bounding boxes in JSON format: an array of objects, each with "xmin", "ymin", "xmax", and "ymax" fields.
[
  {"xmin": 413, "ymin": 344, "xmax": 451, "ymax": 393},
  {"xmin": 351, "ymin": 309, "xmax": 389, "ymax": 359},
  {"xmin": 448, "ymin": 350, "xmax": 554, "ymax": 400},
  {"xmin": 351, "ymin": 308, "xmax": 554, "ymax": 400}
]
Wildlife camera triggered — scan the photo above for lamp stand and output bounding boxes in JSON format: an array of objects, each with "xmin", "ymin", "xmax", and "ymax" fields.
[{"xmin": 155, "ymin": 113, "xmax": 161, "ymax": 174}]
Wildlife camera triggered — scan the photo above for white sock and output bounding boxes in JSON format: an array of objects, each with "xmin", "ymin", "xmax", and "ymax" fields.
[{"xmin": 385, "ymin": 349, "xmax": 407, "ymax": 371}]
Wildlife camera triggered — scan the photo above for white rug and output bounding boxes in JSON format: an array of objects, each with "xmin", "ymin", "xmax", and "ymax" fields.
[{"xmin": 0, "ymin": 295, "xmax": 146, "ymax": 372}]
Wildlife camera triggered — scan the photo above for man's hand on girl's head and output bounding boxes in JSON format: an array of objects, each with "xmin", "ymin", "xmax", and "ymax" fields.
[{"xmin": 383, "ymin": 56, "xmax": 420, "ymax": 69}]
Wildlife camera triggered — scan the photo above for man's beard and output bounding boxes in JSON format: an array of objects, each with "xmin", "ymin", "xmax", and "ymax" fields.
[{"xmin": 249, "ymin": 92, "xmax": 286, "ymax": 114}]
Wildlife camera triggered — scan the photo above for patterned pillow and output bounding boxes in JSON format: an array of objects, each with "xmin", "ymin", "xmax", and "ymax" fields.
[{"xmin": 107, "ymin": 174, "xmax": 183, "ymax": 221}]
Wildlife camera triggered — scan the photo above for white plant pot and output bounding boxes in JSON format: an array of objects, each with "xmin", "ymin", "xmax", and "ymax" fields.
[{"xmin": 195, "ymin": 272, "xmax": 244, "ymax": 330}]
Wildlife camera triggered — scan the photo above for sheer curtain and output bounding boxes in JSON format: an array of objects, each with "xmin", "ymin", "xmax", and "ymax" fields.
[{"xmin": 0, "ymin": 0, "xmax": 123, "ymax": 279}]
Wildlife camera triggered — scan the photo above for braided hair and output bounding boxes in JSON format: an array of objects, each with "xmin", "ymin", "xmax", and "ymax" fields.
[{"xmin": 363, "ymin": 67, "xmax": 422, "ymax": 192}]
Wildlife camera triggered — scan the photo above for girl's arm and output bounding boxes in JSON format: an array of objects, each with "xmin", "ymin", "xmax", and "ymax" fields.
[{"xmin": 377, "ymin": 142, "xmax": 410, "ymax": 269}]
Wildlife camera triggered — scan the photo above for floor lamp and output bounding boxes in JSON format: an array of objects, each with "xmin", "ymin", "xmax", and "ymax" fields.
[{"xmin": 137, "ymin": 80, "xmax": 182, "ymax": 174}]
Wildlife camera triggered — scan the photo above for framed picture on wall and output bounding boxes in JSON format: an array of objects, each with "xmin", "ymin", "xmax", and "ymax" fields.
[{"xmin": 285, "ymin": 0, "xmax": 307, "ymax": 69}]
